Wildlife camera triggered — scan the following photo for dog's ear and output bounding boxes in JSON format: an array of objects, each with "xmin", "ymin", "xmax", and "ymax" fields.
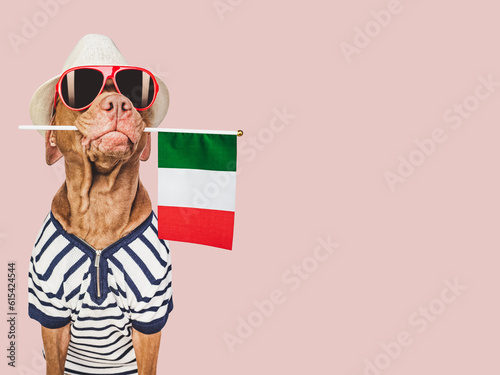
[
  {"xmin": 45, "ymin": 130, "xmax": 63, "ymax": 165},
  {"xmin": 140, "ymin": 133, "xmax": 151, "ymax": 161}
]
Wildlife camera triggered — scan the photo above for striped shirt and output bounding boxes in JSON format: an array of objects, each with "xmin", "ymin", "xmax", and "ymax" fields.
[{"xmin": 28, "ymin": 211, "xmax": 173, "ymax": 375}]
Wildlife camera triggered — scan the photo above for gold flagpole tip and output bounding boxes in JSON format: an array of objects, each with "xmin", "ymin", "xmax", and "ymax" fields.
[{"xmin": 237, "ymin": 130, "xmax": 244, "ymax": 137}]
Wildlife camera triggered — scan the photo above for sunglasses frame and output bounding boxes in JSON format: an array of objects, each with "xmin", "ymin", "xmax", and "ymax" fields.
[{"xmin": 54, "ymin": 65, "xmax": 159, "ymax": 111}]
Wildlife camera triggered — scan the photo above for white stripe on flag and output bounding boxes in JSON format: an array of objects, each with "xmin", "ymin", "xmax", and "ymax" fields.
[{"xmin": 158, "ymin": 168, "xmax": 236, "ymax": 211}]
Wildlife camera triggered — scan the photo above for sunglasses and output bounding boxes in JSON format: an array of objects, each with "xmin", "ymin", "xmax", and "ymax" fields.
[{"xmin": 54, "ymin": 65, "xmax": 159, "ymax": 111}]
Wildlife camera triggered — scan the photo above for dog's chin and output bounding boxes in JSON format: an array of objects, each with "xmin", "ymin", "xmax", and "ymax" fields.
[{"xmin": 86, "ymin": 131, "xmax": 135, "ymax": 170}]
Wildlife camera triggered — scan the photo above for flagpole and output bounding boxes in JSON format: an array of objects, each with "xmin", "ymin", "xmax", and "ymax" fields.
[{"xmin": 19, "ymin": 125, "xmax": 243, "ymax": 136}]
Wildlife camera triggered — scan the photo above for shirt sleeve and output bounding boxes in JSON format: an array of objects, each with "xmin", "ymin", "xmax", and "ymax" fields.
[
  {"xmin": 129, "ymin": 241, "xmax": 173, "ymax": 335},
  {"xmin": 28, "ymin": 255, "xmax": 72, "ymax": 329}
]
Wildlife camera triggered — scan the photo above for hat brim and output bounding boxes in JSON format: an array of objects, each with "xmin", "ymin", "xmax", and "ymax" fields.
[{"xmin": 29, "ymin": 72, "xmax": 169, "ymax": 136}]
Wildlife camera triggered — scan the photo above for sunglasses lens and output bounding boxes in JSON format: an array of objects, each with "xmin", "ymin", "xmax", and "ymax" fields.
[
  {"xmin": 115, "ymin": 69, "xmax": 156, "ymax": 109},
  {"xmin": 60, "ymin": 69, "xmax": 104, "ymax": 109}
]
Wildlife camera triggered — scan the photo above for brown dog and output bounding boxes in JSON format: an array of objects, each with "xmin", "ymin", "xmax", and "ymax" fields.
[
  {"xmin": 43, "ymin": 80, "xmax": 157, "ymax": 374},
  {"xmin": 39, "ymin": 81, "xmax": 166, "ymax": 375},
  {"xmin": 28, "ymin": 35, "xmax": 172, "ymax": 375}
]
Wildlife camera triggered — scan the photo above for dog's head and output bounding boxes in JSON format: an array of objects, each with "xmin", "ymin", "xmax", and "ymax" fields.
[
  {"xmin": 30, "ymin": 35, "xmax": 168, "ymax": 173},
  {"xmin": 46, "ymin": 78, "xmax": 152, "ymax": 173}
]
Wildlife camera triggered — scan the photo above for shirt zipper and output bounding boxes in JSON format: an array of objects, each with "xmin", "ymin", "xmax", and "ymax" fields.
[{"xmin": 95, "ymin": 250, "xmax": 102, "ymax": 298}]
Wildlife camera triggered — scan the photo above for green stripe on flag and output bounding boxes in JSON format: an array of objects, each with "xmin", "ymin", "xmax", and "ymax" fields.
[{"xmin": 158, "ymin": 132, "xmax": 237, "ymax": 171}]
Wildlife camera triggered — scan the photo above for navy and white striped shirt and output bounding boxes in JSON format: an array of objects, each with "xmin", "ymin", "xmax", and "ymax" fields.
[{"xmin": 28, "ymin": 211, "xmax": 173, "ymax": 375}]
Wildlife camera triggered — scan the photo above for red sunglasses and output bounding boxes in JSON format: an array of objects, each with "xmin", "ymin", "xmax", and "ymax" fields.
[{"xmin": 54, "ymin": 65, "xmax": 159, "ymax": 111}]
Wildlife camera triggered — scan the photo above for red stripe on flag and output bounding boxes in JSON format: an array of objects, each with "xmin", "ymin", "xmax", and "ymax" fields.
[{"xmin": 158, "ymin": 206, "xmax": 235, "ymax": 250}]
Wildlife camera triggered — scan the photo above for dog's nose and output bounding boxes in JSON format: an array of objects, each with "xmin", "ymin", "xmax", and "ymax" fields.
[{"xmin": 99, "ymin": 94, "xmax": 132, "ymax": 115}]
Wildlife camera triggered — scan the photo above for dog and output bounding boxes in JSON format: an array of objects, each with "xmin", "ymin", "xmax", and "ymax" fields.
[{"xmin": 28, "ymin": 35, "xmax": 173, "ymax": 375}]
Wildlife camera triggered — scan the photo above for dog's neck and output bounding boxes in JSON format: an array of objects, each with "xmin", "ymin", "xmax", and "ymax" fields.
[{"xmin": 52, "ymin": 155, "xmax": 152, "ymax": 250}]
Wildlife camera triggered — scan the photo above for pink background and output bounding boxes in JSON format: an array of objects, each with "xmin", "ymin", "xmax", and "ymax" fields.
[{"xmin": 1, "ymin": 0, "xmax": 499, "ymax": 374}]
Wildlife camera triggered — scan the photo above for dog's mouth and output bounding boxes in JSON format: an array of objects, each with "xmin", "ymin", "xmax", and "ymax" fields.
[{"xmin": 85, "ymin": 130, "xmax": 135, "ymax": 160}]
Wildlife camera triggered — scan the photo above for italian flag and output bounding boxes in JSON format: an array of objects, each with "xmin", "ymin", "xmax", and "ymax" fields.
[{"xmin": 157, "ymin": 131, "xmax": 237, "ymax": 250}]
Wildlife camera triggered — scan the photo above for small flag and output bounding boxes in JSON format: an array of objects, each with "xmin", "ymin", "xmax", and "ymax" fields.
[{"xmin": 157, "ymin": 131, "xmax": 237, "ymax": 250}]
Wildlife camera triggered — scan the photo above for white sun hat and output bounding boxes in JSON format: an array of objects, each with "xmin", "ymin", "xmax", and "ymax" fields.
[{"xmin": 29, "ymin": 34, "xmax": 169, "ymax": 135}]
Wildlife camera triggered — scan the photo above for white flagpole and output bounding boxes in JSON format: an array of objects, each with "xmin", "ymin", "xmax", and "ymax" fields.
[
  {"xmin": 19, "ymin": 125, "xmax": 78, "ymax": 131},
  {"xmin": 18, "ymin": 125, "xmax": 243, "ymax": 136}
]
